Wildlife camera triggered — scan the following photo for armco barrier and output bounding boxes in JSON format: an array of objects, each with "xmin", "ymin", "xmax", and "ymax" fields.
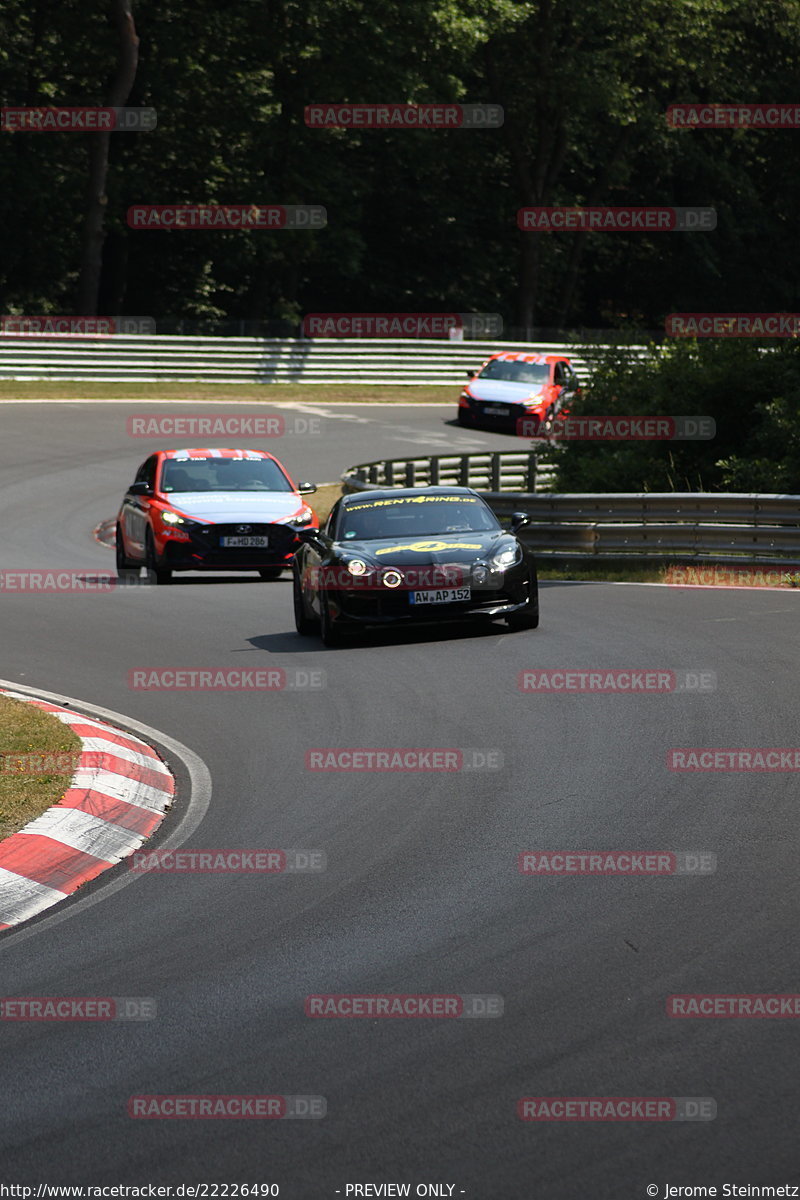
[
  {"xmin": 342, "ymin": 457, "xmax": 800, "ymax": 564},
  {"xmin": 0, "ymin": 336, "xmax": 648, "ymax": 385},
  {"xmin": 343, "ymin": 451, "xmax": 558, "ymax": 493}
]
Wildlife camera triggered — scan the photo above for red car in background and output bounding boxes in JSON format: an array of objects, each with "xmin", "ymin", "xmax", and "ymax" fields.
[
  {"xmin": 115, "ymin": 447, "xmax": 318, "ymax": 584},
  {"xmin": 457, "ymin": 351, "xmax": 581, "ymax": 434}
]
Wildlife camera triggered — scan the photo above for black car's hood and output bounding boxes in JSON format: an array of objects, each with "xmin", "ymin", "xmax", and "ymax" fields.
[{"xmin": 335, "ymin": 530, "xmax": 510, "ymax": 567}]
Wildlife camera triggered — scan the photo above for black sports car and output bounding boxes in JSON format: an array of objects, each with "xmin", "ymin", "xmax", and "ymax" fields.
[{"xmin": 292, "ymin": 486, "xmax": 538, "ymax": 646}]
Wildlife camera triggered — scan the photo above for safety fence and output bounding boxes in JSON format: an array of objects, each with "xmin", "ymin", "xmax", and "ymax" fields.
[
  {"xmin": 0, "ymin": 336, "xmax": 649, "ymax": 385},
  {"xmin": 342, "ymin": 454, "xmax": 800, "ymax": 564}
]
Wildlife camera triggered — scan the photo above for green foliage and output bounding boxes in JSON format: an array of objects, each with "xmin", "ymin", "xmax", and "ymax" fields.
[
  {"xmin": 553, "ymin": 340, "xmax": 800, "ymax": 493},
  {"xmin": 2, "ymin": 0, "xmax": 800, "ymax": 331}
]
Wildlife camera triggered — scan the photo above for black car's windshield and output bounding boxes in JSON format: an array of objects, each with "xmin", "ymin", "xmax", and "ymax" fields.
[
  {"xmin": 478, "ymin": 359, "xmax": 550, "ymax": 385},
  {"xmin": 338, "ymin": 495, "xmax": 500, "ymax": 540},
  {"xmin": 160, "ymin": 457, "xmax": 293, "ymax": 493}
]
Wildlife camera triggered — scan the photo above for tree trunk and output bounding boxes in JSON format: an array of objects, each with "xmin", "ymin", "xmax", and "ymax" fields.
[
  {"xmin": 554, "ymin": 125, "xmax": 635, "ymax": 328},
  {"xmin": 519, "ymin": 233, "xmax": 540, "ymax": 336},
  {"xmin": 76, "ymin": 0, "xmax": 139, "ymax": 315}
]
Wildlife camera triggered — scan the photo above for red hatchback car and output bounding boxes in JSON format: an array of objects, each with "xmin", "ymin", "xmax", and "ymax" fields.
[
  {"xmin": 115, "ymin": 447, "xmax": 318, "ymax": 584},
  {"xmin": 457, "ymin": 351, "xmax": 581, "ymax": 433}
]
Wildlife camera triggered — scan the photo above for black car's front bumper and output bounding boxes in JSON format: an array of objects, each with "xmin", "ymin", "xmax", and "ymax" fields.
[
  {"xmin": 326, "ymin": 570, "xmax": 537, "ymax": 627},
  {"xmin": 161, "ymin": 522, "xmax": 303, "ymax": 571}
]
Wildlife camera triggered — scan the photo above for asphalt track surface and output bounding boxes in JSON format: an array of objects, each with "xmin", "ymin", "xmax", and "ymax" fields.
[{"xmin": 1, "ymin": 401, "xmax": 799, "ymax": 1197}]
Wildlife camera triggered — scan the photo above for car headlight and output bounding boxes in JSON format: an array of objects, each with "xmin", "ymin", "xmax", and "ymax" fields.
[
  {"xmin": 491, "ymin": 544, "xmax": 522, "ymax": 569},
  {"xmin": 160, "ymin": 510, "xmax": 187, "ymax": 525},
  {"xmin": 344, "ymin": 558, "xmax": 368, "ymax": 576},
  {"xmin": 286, "ymin": 506, "xmax": 315, "ymax": 528}
]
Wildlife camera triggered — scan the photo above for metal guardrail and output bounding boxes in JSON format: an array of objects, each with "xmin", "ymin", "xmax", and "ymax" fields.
[
  {"xmin": 342, "ymin": 455, "xmax": 800, "ymax": 564},
  {"xmin": 0, "ymin": 336, "xmax": 649, "ymax": 385},
  {"xmin": 343, "ymin": 451, "xmax": 558, "ymax": 494}
]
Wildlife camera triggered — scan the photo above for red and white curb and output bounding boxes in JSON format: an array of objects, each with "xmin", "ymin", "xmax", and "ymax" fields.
[{"xmin": 0, "ymin": 690, "xmax": 174, "ymax": 929}]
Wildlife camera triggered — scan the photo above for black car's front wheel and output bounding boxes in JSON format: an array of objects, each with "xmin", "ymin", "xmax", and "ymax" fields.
[
  {"xmin": 258, "ymin": 566, "xmax": 284, "ymax": 581},
  {"xmin": 506, "ymin": 606, "xmax": 539, "ymax": 631},
  {"xmin": 319, "ymin": 591, "xmax": 345, "ymax": 647},
  {"xmin": 507, "ymin": 569, "xmax": 539, "ymax": 630},
  {"xmin": 145, "ymin": 529, "xmax": 173, "ymax": 586},
  {"xmin": 457, "ymin": 408, "xmax": 473, "ymax": 426},
  {"xmin": 293, "ymin": 568, "xmax": 318, "ymax": 635}
]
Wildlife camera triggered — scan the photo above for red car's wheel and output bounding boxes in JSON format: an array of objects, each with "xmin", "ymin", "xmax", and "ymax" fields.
[
  {"xmin": 145, "ymin": 529, "xmax": 173, "ymax": 586},
  {"xmin": 115, "ymin": 524, "xmax": 141, "ymax": 580}
]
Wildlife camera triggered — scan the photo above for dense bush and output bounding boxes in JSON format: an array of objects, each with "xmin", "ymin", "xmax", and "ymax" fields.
[{"xmin": 552, "ymin": 340, "xmax": 800, "ymax": 493}]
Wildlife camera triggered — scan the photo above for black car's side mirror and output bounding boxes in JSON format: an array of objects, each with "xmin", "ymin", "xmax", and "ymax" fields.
[
  {"xmin": 297, "ymin": 527, "xmax": 322, "ymax": 544},
  {"xmin": 510, "ymin": 512, "xmax": 530, "ymax": 532},
  {"xmin": 466, "ymin": 369, "xmax": 478, "ymax": 378},
  {"xmin": 129, "ymin": 481, "xmax": 152, "ymax": 496},
  {"xmin": 297, "ymin": 481, "xmax": 317, "ymax": 495}
]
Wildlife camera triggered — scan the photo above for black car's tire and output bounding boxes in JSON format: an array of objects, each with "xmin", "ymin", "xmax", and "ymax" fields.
[
  {"xmin": 145, "ymin": 530, "xmax": 173, "ymax": 586},
  {"xmin": 115, "ymin": 525, "xmax": 141, "ymax": 581},
  {"xmin": 457, "ymin": 409, "xmax": 473, "ymax": 426},
  {"xmin": 506, "ymin": 606, "xmax": 539, "ymax": 630},
  {"xmin": 258, "ymin": 566, "xmax": 284, "ymax": 581},
  {"xmin": 507, "ymin": 568, "xmax": 539, "ymax": 629},
  {"xmin": 293, "ymin": 568, "xmax": 317, "ymax": 635},
  {"xmin": 319, "ymin": 591, "xmax": 345, "ymax": 647}
]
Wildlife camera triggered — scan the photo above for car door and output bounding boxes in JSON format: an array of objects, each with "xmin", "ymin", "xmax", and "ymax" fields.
[{"xmin": 123, "ymin": 455, "xmax": 158, "ymax": 556}]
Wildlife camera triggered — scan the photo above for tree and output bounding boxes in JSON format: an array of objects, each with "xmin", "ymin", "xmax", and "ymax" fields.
[{"xmin": 77, "ymin": 0, "xmax": 140, "ymax": 315}]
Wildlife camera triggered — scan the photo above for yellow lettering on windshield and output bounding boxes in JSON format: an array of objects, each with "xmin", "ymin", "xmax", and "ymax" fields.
[{"xmin": 374, "ymin": 540, "xmax": 483, "ymax": 555}]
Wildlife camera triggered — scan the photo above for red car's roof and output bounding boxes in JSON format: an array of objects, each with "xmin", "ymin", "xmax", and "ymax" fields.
[
  {"xmin": 486, "ymin": 351, "xmax": 570, "ymax": 364},
  {"xmin": 159, "ymin": 448, "xmax": 278, "ymax": 460}
]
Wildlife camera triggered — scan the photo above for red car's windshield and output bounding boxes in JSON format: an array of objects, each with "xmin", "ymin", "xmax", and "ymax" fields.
[
  {"xmin": 478, "ymin": 360, "xmax": 551, "ymax": 385},
  {"xmin": 160, "ymin": 457, "xmax": 294, "ymax": 493}
]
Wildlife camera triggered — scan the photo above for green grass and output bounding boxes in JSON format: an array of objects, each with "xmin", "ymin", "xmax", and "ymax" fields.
[
  {"xmin": 537, "ymin": 563, "xmax": 666, "ymax": 583},
  {"xmin": 0, "ymin": 381, "xmax": 455, "ymax": 403},
  {"xmin": 0, "ymin": 694, "xmax": 82, "ymax": 839},
  {"xmin": 309, "ymin": 482, "xmax": 343, "ymax": 524}
]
